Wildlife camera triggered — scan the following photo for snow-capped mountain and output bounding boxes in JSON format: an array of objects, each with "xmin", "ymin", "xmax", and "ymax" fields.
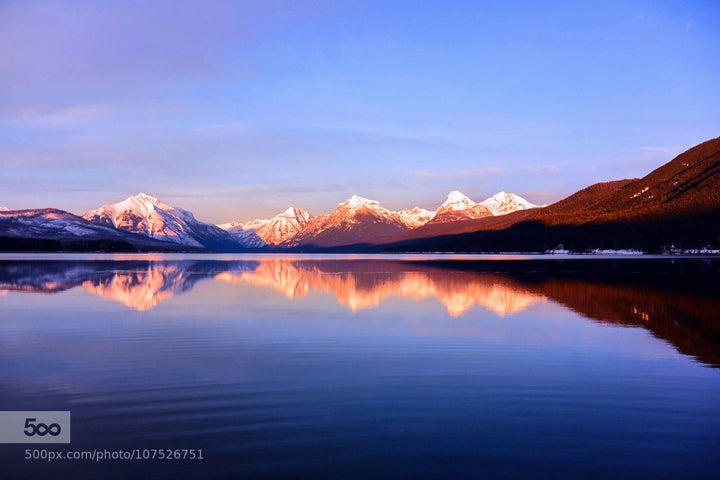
[
  {"xmin": 1, "ymin": 208, "xmax": 129, "ymax": 240},
  {"xmin": 426, "ymin": 191, "xmax": 493, "ymax": 224},
  {"xmin": 0, "ymin": 207, "xmax": 9, "ymax": 212},
  {"xmin": 0, "ymin": 207, "xmax": 187, "ymax": 251},
  {"xmin": 285, "ymin": 195, "xmax": 408, "ymax": 247},
  {"xmin": 257, "ymin": 207, "xmax": 312, "ymax": 245},
  {"xmin": 219, "ymin": 207, "xmax": 312, "ymax": 246},
  {"xmin": 217, "ymin": 191, "xmax": 538, "ymax": 249},
  {"xmin": 216, "ymin": 220, "xmax": 266, "ymax": 248},
  {"xmin": 1, "ymin": 190, "xmax": 541, "ymax": 252},
  {"xmin": 479, "ymin": 191, "xmax": 538, "ymax": 216},
  {"xmin": 83, "ymin": 193, "xmax": 246, "ymax": 250},
  {"xmin": 397, "ymin": 207, "xmax": 436, "ymax": 228}
]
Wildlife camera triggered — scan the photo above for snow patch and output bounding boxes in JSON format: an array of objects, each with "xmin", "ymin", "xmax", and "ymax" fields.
[
  {"xmin": 632, "ymin": 186, "xmax": 650, "ymax": 199},
  {"xmin": 220, "ymin": 207, "xmax": 312, "ymax": 246},
  {"xmin": 479, "ymin": 192, "xmax": 538, "ymax": 216},
  {"xmin": 82, "ymin": 193, "xmax": 239, "ymax": 249},
  {"xmin": 344, "ymin": 195, "xmax": 382, "ymax": 209},
  {"xmin": 441, "ymin": 191, "xmax": 475, "ymax": 211},
  {"xmin": 396, "ymin": 207, "xmax": 436, "ymax": 228},
  {"xmin": 591, "ymin": 249, "xmax": 644, "ymax": 255}
]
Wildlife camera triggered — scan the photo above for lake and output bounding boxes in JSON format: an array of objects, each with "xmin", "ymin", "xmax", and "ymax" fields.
[{"xmin": 1, "ymin": 254, "xmax": 719, "ymax": 479}]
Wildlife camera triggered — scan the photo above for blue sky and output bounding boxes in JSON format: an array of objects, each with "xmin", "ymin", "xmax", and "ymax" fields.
[{"xmin": 1, "ymin": 0, "xmax": 718, "ymax": 223}]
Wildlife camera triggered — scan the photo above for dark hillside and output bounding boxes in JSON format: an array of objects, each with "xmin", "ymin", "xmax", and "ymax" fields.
[{"xmin": 383, "ymin": 137, "xmax": 720, "ymax": 252}]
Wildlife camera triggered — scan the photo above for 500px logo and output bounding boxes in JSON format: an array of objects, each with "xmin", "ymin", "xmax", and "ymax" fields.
[
  {"xmin": 24, "ymin": 418, "xmax": 62, "ymax": 437},
  {"xmin": 0, "ymin": 411, "xmax": 70, "ymax": 444}
]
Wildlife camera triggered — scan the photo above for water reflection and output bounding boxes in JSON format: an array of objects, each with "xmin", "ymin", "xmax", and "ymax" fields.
[
  {"xmin": 0, "ymin": 259, "xmax": 543, "ymax": 316},
  {"xmin": 216, "ymin": 261, "xmax": 544, "ymax": 316},
  {"xmin": 0, "ymin": 260, "xmax": 255, "ymax": 311},
  {"xmin": 1, "ymin": 257, "xmax": 719, "ymax": 367}
]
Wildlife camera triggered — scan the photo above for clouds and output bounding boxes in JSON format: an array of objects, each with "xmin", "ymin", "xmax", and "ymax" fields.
[{"xmin": 5, "ymin": 104, "xmax": 111, "ymax": 126}]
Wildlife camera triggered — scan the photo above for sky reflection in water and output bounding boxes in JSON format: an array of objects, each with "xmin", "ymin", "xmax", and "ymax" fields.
[{"xmin": 0, "ymin": 256, "xmax": 719, "ymax": 479}]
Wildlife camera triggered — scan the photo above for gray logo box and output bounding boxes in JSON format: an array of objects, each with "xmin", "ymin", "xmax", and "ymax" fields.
[{"xmin": 0, "ymin": 411, "xmax": 71, "ymax": 444}]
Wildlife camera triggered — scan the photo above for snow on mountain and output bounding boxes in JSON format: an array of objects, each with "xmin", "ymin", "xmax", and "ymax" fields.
[
  {"xmin": 223, "ymin": 196, "xmax": 404, "ymax": 248},
  {"xmin": 1, "ymin": 208, "xmax": 121, "ymax": 239},
  {"xmin": 479, "ymin": 192, "xmax": 539, "ymax": 216},
  {"xmin": 0, "ymin": 207, "xmax": 9, "ymax": 212},
  {"xmin": 83, "ymin": 193, "xmax": 246, "ymax": 250},
  {"xmin": 345, "ymin": 195, "xmax": 381, "ymax": 210},
  {"xmin": 396, "ymin": 207, "xmax": 436, "ymax": 228},
  {"xmin": 441, "ymin": 191, "xmax": 477, "ymax": 211},
  {"xmin": 0, "ymin": 207, "xmax": 185, "ymax": 251},
  {"xmin": 218, "ymin": 191, "xmax": 538, "ymax": 248},
  {"xmin": 216, "ymin": 220, "xmax": 266, "ymax": 248},
  {"xmin": 256, "ymin": 207, "xmax": 312, "ymax": 245},
  {"xmin": 243, "ymin": 218, "xmax": 272, "ymax": 231},
  {"xmin": 284, "ymin": 195, "xmax": 408, "ymax": 247},
  {"xmin": 4, "ymin": 190, "xmax": 539, "ymax": 252},
  {"xmin": 216, "ymin": 220, "xmax": 243, "ymax": 232},
  {"xmin": 218, "ymin": 207, "xmax": 311, "ymax": 247},
  {"xmin": 427, "ymin": 191, "xmax": 493, "ymax": 224}
]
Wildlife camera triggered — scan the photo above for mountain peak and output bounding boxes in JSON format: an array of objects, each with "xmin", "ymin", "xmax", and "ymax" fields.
[
  {"xmin": 446, "ymin": 190, "xmax": 472, "ymax": 201},
  {"xmin": 0, "ymin": 206, "xmax": 9, "ymax": 212},
  {"xmin": 220, "ymin": 207, "xmax": 313, "ymax": 247},
  {"xmin": 425, "ymin": 190, "xmax": 491, "ymax": 224},
  {"xmin": 344, "ymin": 195, "xmax": 381, "ymax": 208},
  {"xmin": 81, "ymin": 193, "xmax": 245, "ymax": 250},
  {"xmin": 479, "ymin": 192, "xmax": 538, "ymax": 216},
  {"xmin": 441, "ymin": 191, "xmax": 476, "ymax": 210},
  {"xmin": 397, "ymin": 206, "xmax": 435, "ymax": 228},
  {"xmin": 105, "ymin": 193, "xmax": 175, "ymax": 216},
  {"xmin": 131, "ymin": 192, "xmax": 163, "ymax": 205},
  {"xmin": 281, "ymin": 206, "xmax": 310, "ymax": 218}
]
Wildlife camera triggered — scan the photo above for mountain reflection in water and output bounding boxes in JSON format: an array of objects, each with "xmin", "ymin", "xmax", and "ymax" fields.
[
  {"xmin": 0, "ymin": 257, "xmax": 718, "ymax": 367},
  {"xmin": 215, "ymin": 262, "xmax": 544, "ymax": 316}
]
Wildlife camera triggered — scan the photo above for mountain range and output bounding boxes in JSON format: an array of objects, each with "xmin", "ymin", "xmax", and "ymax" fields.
[
  {"xmin": 386, "ymin": 136, "xmax": 720, "ymax": 253},
  {"xmin": 1, "ymin": 136, "xmax": 718, "ymax": 253},
  {"xmin": 0, "ymin": 189, "xmax": 537, "ymax": 252},
  {"xmin": 215, "ymin": 191, "xmax": 539, "ymax": 248}
]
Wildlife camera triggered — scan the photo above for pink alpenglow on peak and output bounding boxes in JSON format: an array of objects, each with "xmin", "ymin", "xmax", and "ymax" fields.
[
  {"xmin": 215, "ymin": 220, "xmax": 267, "ymax": 248},
  {"xmin": 429, "ymin": 191, "xmax": 492, "ymax": 224},
  {"xmin": 255, "ymin": 207, "xmax": 312, "ymax": 245},
  {"xmin": 219, "ymin": 207, "xmax": 312, "ymax": 246},
  {"xmin": 396, "ymin": 207, "xmax": 436, "ymax": 228},
  {"xmin": 83, "ymin": 193, "xmax": 246, "ymax": 249},
  {"xmin": 283, "ymin": 195, "xmax": 406, "ymax": 248},
  {"xmin": 83, "ymin": 193, "xmax": 199, "ymax": 244},
  {"xmin": 441, "ymin": 191, "xmax": 477, "ymax": 211},
  {"xmin": 2, "ymin": 189, "xmax": 542, "ymax": 251},
  {"xmin": 479, "ymin": 192, "xmax": 539, "ymax": 216},
  {"xmin": 218, "ymin": 191, "xmax": 541, "ymax": 248},
  {"xmin": 342, "ymin": 195, "xmax": 383, "ymax": 209}
]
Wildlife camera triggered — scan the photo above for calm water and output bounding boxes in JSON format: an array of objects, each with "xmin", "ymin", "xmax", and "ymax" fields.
[{"xmin": 0, "ymin": 254, "xmax": 719, "ymax": 479}]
